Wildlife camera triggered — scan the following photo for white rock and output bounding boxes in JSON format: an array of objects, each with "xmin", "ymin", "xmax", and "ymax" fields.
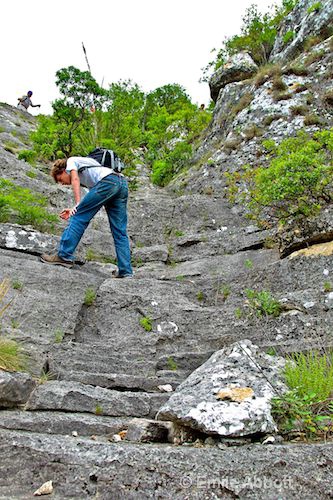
[
  {"xmin": 112, "ymin": 434, "xmax": 122, "ymax": 442},
  {"xmin": 158, "ymin": 384, "xmax": 173, "ymax": 393},
  {"xmin": 33, "ymin": 480, "xmax": 53, "ymax": 496}
]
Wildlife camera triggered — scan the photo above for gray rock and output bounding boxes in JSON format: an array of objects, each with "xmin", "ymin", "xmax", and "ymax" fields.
[
  {"xmin": 210, "ymin": 52, "xmax": 258, "ymax": 102},
  {"xmin": 1, "ymin": 429, "xmax": 333, "ymax": 499},
  {"xmin": 157, "ymin": 340, "xmax": 287, "ymax": 437},
  {"xmin": 132, "ymin": 244, "xmax": 169, "ymax": 263},
  {"xmin": 0, "ymin": 371, "xmax": 36, "ymax": 408},
  {"xmin": 26, "ymin": 381, "xmax": 166, "ymax": 418},
  {"xmin": 125, "ymin": 418, "xmax": 170, "ymax": 443}
]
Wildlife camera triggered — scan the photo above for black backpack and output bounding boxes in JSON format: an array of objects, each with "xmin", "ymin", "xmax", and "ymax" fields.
[{"xmin": 82, "ymin": 148, "xmax": 125, "ymax": 173}]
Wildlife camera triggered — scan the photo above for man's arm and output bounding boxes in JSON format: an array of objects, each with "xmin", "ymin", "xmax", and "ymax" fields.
[
  {"xmin": 70, "ymin": 169, "xmax": 81, "ymax": 205},
  {"xmin": 59, "ymin": 170, "xmax": 81, "ymax": 220}
]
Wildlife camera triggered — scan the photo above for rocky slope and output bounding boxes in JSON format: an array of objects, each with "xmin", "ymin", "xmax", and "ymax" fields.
[{"xmin": 0, "ymin": 1, "xmax": 333, "ymax": 497}]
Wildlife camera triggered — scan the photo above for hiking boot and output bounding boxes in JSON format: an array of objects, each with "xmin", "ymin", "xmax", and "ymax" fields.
[
  {"xmin": 40, "ymin": 254, "xmax": 73, "ymax": 269},
  {"xmin": 112, "ymin": 270, "xmax": 133, "ymax": 279}
]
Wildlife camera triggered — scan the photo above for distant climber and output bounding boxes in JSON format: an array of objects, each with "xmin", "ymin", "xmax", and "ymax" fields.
[
  {"xmin": 40, "ymin": 157, "xmax": 133, "ymax": 278},
  {"xmin": 17, "ymin": 91, "xmax": 41, "ymax": 112}
]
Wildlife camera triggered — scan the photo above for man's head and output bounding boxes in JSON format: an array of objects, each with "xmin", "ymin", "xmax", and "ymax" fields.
[
  {"xmin": 27, "ymin": 91, "xmax": 33, "ymax": 97},
  {"xmin": 51, "ymin": 159, "xmax": 71, "ymax": 185}
]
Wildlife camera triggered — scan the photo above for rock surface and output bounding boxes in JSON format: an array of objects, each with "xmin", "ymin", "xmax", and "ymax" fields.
[{"xmin": 0, "ymin": 2, "xmax": 333, "ymax": 495}]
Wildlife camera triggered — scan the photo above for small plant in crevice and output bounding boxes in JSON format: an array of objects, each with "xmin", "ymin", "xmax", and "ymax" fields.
[
  {"xmin": 95, "ymin": 404, "xmax": 103, "ymax": 415},
  {"xmin": 323, "ymin": 282, "xmax": 332, "ymax": 293},
  {"xmin": 245, "ymin": 289, "xmax": 281, "ymax": 318},
  {"xmin": 38, "ymin": 370, "xmax": 56, "ymax": 384},
  {"xmin": 54, "ymin": 329, "xmax": 65, "ymax": 343},
  {"xmin": 197, "ymin": 291, "xmax": 205, "ymax": 302},
  {"xmin": 167, "ymin": 357, "xmax": 178, "ymax": 371},
  {"xmin": 244, "ymin": 259, "xmax": 253, "ymax": 269},
  {"xmin": 12, "ymin": 280, "xmax": 23, "ymax": 291},
  {"xmin": 84, "ymin": 287, "xmax": 96, "ymax": 306},
  {"xmin": 140, "ymin": 316, "xmax": 153, "ymax": 332}
]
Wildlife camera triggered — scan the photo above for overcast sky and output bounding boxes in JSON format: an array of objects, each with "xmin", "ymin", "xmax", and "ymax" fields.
[{"xmin": 1, "ymin": 0, "xmax": 275, "ymax": 115}]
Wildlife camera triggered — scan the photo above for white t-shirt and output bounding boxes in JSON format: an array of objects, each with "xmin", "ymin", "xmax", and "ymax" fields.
[{"xmin": 66, "ymin": 157, "xmax": 115, "ymax": 189}]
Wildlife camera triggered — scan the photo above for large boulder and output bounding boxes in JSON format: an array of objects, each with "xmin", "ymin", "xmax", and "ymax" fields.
[
  {"xmin": 209, "ymin": 52, "xmax": 258, "ymax": 102},
  {"xmin": 157, "ymin": 340, "xmax": 287, "ymax": 437}
]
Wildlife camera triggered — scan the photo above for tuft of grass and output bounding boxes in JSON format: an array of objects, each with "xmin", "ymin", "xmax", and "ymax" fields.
[
  {"xmin": 231, "ymin": 93, "xmax": 253, "ymax": 116},
  {"xmin": 290, "ymin": 105, "xmax": 309, "ymax": 116},
  {"xmin": 12, "ymin": 280, "xmax": 23, "ymax": 290},
  {"xmin": 323, "ymin": 90, "xmax": 333, "ymax": 106},
  {"xmin": 263, "ymin": 114, "xmax": 284, "ymax": 126},
  {"xmin": 303, "ymin": 114, "xmax": 322, "ymax": 126},
  {"xmin": 54, "ymin": 329, "xmax": 64, "ymax": 343},
  {"xmin": 84, "ymin": 287, "xmax": 96, "ymax": 306},
  {"xmin": 272, "ymin": 76, "xmax": 287, "ymax": 92},
  {"xmin": 323, "ymin": 282, "xmax": 332, "ymax": 293},
  {"xmin": 0, "ymin": 278, "xmax": 12, "ymax": 318},
  {"xmin": 0, "ymin": 338, "xmax": 28, "ymax": 372},
  {"xmin": 167, "ymin": 357, "xmax": 178, "ymax": 371},
  {"xmin": 196, "ymin": 291, "xmax": 204, "ymax": 301},
  {"xmin": 140, "ymin": 316, "xmax": 153, "ymax": 332},
  {"xmin": 284, "ymin": 351, "xmax": 333, "ymax": 400},
  {"xmin": 273, "ymin": 91, "xmax": 292, "ymax": 102}
]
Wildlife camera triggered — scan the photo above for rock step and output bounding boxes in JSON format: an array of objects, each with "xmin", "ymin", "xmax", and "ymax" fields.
[
  {"xmin": 54, "ymin": 368, "xmax": 183, "ymax": 392},
  {"xmin": 49, "ymin": 344, "xmax": 211, "ymax": 378},
  {"xmin": 0, "ymin": 428, "xmax": 332, "ymax": 499},
  {"xmin": 0, "ymin": 410, "xmax": 131, "ymax": 437},
  {"xmin": 26, "ymin": 380, "xmax": 170, "ymax": 418}
]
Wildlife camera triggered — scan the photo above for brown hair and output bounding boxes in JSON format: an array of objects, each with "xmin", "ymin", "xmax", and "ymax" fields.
[{"xmin": 51, "ymin": 159, "xmax": 67, "ymax": 182}]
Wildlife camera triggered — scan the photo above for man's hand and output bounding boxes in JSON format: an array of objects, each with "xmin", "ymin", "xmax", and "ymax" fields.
[{"xmin": 59, "ymin": 206, "xmax": 77, "ymax": 220}]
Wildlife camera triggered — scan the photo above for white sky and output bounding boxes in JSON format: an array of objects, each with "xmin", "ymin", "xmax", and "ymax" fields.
[{"xmin": 1, "ymin": 0, "xmax": 275, "ymax": 115}]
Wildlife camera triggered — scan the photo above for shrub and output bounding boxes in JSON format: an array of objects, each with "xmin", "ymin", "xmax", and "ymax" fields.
[
  {"xmin": 18, "ymin": 150, "xmax": 37, "ymax": 165},
  {"xmin": 283, "ymin": 30, "xmax": 295, "ymax": 44},
  {"xmin": 227, "ymin": 129, "xmax": 333, "ymax": 224},
  {"xmin": 307, "ymin": 2, "xmax": 322, "ymax": 14}
]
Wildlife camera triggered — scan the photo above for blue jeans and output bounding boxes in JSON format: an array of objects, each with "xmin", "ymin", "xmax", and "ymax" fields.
[{"xmin": 58, "ymin": 174, "xmax": 133, "ymax": 276}]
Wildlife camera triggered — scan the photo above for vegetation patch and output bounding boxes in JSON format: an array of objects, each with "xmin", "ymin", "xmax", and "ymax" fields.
[
  {"xmin": 225, "ymin": 129, "xmax": 333, "ymax": 225},
  {"xmin": 140, "ymin": 316, "xmax": 153, "ymax": 332},
  {"xmin": 272, "ymin": 350, "xmax": 333, "ymax": 438},
  {"xmin": 0, "ymin": 178, "xmax": 58, "ymax": 232},
  {"xmin": 0, "ymin": 338, "xmax": 28, "ymax": 372},
  {"xmin": 245, "ymin": 289, "xmax": 281, "ymax": 317}
]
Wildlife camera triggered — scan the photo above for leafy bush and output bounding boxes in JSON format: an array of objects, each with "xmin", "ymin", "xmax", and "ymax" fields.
[
  {"xmin": 226, "ymin": 129, "xmax": 333, "ymax": 224},
  {"xmin": 245, "ymin": 289, "xmax": 281, "ymax": 317},
  {"xmin": 0, "ymin": 178, "xmax": 58, "ymax": 232}
]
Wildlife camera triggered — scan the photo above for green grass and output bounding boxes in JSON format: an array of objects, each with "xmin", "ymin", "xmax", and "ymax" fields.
[
  {"xmin": 84, "ymin": 287, "xmax": 96, "ymax": 306},
  {"xmin": 0, "ymin": 178, "xmax": 58, "ymax": 233},
  {"xmin": 0, "ymin": 338, "xmax": 28, "ymax": 372},
  {"xmin": 284, "ymin": 351, "xmax": 333, "ymax": 401},
  {"xmin": 245, "ymin": 289, "xmax": 281, "ymax": 317},
  {"xmin": 140, "ymin": 316, "xmax": 153, "ymax": 332},
  {"xmin": 272, "ymin": 351, "xmax": 333, "ymax": 438}
]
